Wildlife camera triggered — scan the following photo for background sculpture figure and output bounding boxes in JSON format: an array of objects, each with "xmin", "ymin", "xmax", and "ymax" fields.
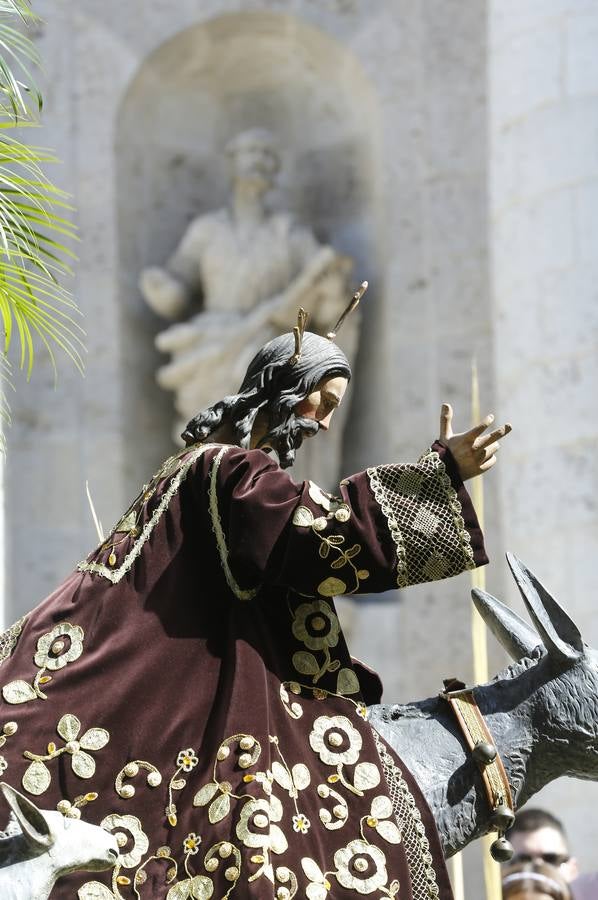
[{"xmin": 139, "ymin": 128, "xmax": 356, "ymax": 453}]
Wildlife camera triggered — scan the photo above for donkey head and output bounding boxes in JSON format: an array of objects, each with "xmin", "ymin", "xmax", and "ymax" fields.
[{"xmin": 473, "ymin": 553, "xmax": 598, "ymax": 782}]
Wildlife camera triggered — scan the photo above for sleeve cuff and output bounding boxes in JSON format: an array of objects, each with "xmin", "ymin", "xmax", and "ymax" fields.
[{"xmin": 431, "ymin": 441, "xmax": 489, "ymax": 567}]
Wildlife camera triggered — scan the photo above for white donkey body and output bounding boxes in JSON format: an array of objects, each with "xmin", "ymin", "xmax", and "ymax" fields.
[{"xmin": 0, "ymin": 784, "xmax": 118, "ymax": 900}]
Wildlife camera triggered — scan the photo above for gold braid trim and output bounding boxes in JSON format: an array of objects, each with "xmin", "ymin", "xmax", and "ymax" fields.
[
  {"xmin": 373, "ymin": 730, "xmax": 441, "ymax": 899},
  {"xmin": 367, "ymin": 449, "xmax": 475, "ymax": 588},
  {"xmin": 208, "ymin": 447, "xmax": 259, "ymax": 602},
  {"xmin": 78, "ymin": 444, "xmax": 218, "ymax": 584},
  {"xmin": 443, "ymin": 689, "xmax": 513, "ymax": 814}
]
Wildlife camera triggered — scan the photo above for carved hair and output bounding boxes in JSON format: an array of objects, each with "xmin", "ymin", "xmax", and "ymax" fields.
[{"xmin": 181, "ymin": 331, "xmax": 351, "ymax": 468}]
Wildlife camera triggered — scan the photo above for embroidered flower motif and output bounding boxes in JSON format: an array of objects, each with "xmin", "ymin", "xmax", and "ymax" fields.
[
  {"xmin": 309, "ymin": 715, "xmax": 362, "ymax": 766},
  {"xmin": 292, "ymin": 600, "xmax": 340, "ymax": 652},
  {"xmin": 183, "ymin": 832, "xmax": 201, "ymax": 855},
  {"xmin": 22, "ymin": 713, "xmax": 110, "ymax": 795},
  {"xmin": 166, "ymin": 875, "xmax": 214, "ymax": 899},
  {"xmin": 33, "ymin": 622, "xmax": 84, "ymax": 670},
  {"xmin": 302, "ymin": 858, "xmax": 332, "ymax": 900},
  {"xmin": 292, "ymin": 813, "xmax": 310, "ymax": 834},
  {"xmin": 177, "ymin": 748, "xmax": 199, "ymax": 772},
  {"xmin": 236, "ymin": 797, "xmax": 288, "ymax": 855},
  {"xmin": 364, "ymin": 796, "xmax": 402, "ymax": 844},
  {"xmin": 101, "ymin": 813, "xmax": 149, "ymax": 868},
  {"xmin": 0, "ymin": 756, "xmax": 7, "ymax": 775},
  {"xmin": 334, "ymin": 839, "xmax": 388, "ymax": 894}
]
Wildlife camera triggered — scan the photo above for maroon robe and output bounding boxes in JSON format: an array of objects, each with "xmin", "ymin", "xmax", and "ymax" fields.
[{"xmin": 0, "ymin": 441, "xmax": 486, "ymax": 899}]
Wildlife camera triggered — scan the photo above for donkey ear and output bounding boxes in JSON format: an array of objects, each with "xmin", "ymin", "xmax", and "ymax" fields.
[
  {"xmin": 472, "ymin": 587, "xmax": 540, "ymax": 660},
  {"xmin": 0, "ymin": 783, "xmax": 53, "ymax": 850},
  {"xmin": 506, "ymin": 553, "xmax": 583, "ymax": 663}
]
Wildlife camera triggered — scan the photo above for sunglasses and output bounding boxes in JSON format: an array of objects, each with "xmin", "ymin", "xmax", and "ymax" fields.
[{"xmin": 511, "ymin": 853, "xmax": 570, "ymax": 866}]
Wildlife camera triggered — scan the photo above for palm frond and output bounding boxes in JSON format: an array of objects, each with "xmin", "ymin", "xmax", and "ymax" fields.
[
  {"xmin": 0, "ymin": 0, "xmax": 83, "ymax": 454},
  {"xmin": 0, "ymin": 351, "xmax": 13, "ymax": 453}
]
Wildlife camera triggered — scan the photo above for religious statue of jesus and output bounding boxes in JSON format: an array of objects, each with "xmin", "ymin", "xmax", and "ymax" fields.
[{"xmin": 0, "ymin": 304, "xmax": 511, "ymax": 899}]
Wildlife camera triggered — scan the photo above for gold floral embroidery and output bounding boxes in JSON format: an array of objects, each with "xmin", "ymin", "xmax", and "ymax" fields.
[
  {"xmin": 34, "ymin": 621, "xmax": 84, "ymax": 669},
  {"xmin": 56, "ymin": 791, "xmax": 98, "ymax": 819},
  {"xmin": 308, "ymin": 482, "xmax": 351, "ymax": 522},
  {"xmin": 291, "ymin": 503, "xmax": 369, "ymax": 597},
  {"xmin": 309, "ymin": 715, "xmax": 380, "ymax": 800},
  {"xmin": 316, "ymin": 781, "xmax": 348, "ymax": 830},
  {"xmin": 193, "ymin": 733, "xmax": 262, "ymax": 826},
  {"xmin": 166, "ymin": 748, "xmax": 199, "ymax": 827},
  {"xmin": 115, "ymin": 759, "xmax": 162, "ymax": 799},
  {"xmin": 236, "ymin": 795, "xmax": 288, "ymax": 881},
  {"xmin": 100, "ymin": 813, "xmax": 150, "ymax": 898},
  {"xmin": 301, "ymin": 857, "xmax": 332, "ymax": 900},
  {"xmin": 166, "ymin": 874, "xmax": 214, "ymax": 899},
  {"xmin": 291, "ymin": 599, "xmax": 341, "ymax": 685},
  {"xmin": 269, "ymin": 734, "xmax": 311, "ymax": 838},
  {"xmin": 183, "ymin": 832, "xmax": 201, "ymax": 855},
  {"xmin": 78, "ymin": 882, "xmax": 116, "ymax": 900},
  {"xmin": 279, "ymin": 683, "xmax": 304, "ymax": 719},
  {"xmin": 0, "ymin": 614, "xmax": 27, "ymax": 665},
  {"xmin": 361, "ymin": 795, "xmax": 402, "ymax": 845},
  {"xmin": 2, "ymin": 620, "xmax": 84, "ymax": 705},
  {"xmin": 302, "ymin": 839, "xmax": 399, "ymax": 899},
  {"xmin": 274, "ymin": 865, "xmax": 298, "ymax": 899},
  {"xmin": 78, "ymin": 444, "xmax": 219, "ymax": 584},
  {"xmin": 131, "ymin": 846, "xmax": 178, "ymax": 899},
  {"xmin": 292, "ymin": 599, "xmax": 340, "ymax": 653},
  {"xmin": 334, "ymin": 839, "xmax": 398, "ymax": 896},
  {"xmin": 0, "ymin": 720, "xmax": 17, "ymax": 775},
  {"xmin": 289, "ymin": 599, "xmax": 360, "ymax": 698},
  {"xmin": 22, "ymin": 713, "xmax": 109, "ymax": 795}
]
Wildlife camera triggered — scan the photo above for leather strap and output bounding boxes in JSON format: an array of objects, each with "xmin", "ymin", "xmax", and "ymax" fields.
[{"xmin": 441, "ymin": 686, "xmax": 514, "ymax": 816}]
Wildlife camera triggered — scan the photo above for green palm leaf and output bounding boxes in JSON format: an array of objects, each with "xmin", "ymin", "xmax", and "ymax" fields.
[{"xmin": 0, "ymin": 0, "xmax": 82, "ymax": 453}]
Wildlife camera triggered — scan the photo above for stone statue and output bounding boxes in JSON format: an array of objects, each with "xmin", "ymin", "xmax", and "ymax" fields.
[
  {"xmin": 0, "ymin": 783, "xmax": 117, "ymax": 898},
  {"xmin": 369, "ymin": 553, "xmax": 598, "ymax": 860},
  {"xmin": 139, "ymin": 128, "xmax": 355, "ymax": 445}
]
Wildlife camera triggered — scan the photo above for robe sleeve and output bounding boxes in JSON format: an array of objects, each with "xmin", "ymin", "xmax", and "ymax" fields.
[{"xmin": 199, "ymin": 442, "xmax": 487, "ymax": 601}]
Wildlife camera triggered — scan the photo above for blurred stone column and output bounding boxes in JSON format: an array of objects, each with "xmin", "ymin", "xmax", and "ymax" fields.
[{"xmin": 489, "ymin": 0, "xmax": 598, "ymax": 875}]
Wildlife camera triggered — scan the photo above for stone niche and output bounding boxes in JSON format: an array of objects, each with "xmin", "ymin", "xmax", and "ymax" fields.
[{"xmin": 115, "ymin": 11, "xmax": 384, "ymax": 488}]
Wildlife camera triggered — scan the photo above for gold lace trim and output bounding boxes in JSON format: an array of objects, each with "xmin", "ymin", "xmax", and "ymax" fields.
[
  {"xmin": 77, "ymin": 444, "xmax": 218, "ymax": 584},
  {"xmin": 366, "ymin": 449, "xmax": 475, "ymax": 588},
  {"xmin": 373, "ymin": 730, "xmax": 441, "ymax": 899},
  {"xmin": 0, "ymin": 615, "xmax": 27, "ymax": 665},
  {"xmin": 208, "ymin": 446, "xmax": 259, "ymax": 602}
]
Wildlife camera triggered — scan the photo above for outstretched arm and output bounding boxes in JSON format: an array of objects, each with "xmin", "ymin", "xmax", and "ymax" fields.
[{"xmin": 199, "ymin": 443, "xmax": 488, "ymax": 601}]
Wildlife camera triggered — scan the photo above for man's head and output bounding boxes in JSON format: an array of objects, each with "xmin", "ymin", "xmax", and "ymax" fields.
[
  {"xmin": 182, "ymin": 331, "xmax": 351, "ymax": 468},
  {"xmin": 225, "ymin": 128, "xmax": 280, "ymax": 191},
  {"xmin": 507, "ymin": 809, "xmax": 578, "ymax": 883}
]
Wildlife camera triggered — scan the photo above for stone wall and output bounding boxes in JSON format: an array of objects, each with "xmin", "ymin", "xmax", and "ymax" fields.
[{"xmin": 489, "ymin": 0, "xmax": 598, "ymax": 875}]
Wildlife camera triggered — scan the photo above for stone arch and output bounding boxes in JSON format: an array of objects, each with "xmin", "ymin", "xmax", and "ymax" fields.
[{"xmin": 114, "ymin": 10, "xmax": 383, "ymax": 479}]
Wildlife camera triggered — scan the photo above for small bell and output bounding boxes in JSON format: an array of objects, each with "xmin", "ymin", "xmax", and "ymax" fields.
[
  {"xmin": 472, "ymin": 740, "xmax": 497, "ymax": 765},
  {"xmin": 490, "ymin": 835, "xmax": 514, "ymax": 862},
  {"xmin": 489, "ymin": 801, "xmax": 516, "ymax": 831}
]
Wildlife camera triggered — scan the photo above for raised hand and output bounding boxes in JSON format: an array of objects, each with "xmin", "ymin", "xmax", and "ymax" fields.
[{"xmin": 438, "ymin": 403, "xmax": 512, "ymax": 481}]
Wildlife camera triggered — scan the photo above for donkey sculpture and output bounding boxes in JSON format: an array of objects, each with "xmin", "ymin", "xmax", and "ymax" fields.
[
  {"xmin": 0, "ymin": 783, "xmax": 118, "ymax": 900},
  {"xmin": 369, "ymin": 552, "xmax": 598, "ymax": 857}
]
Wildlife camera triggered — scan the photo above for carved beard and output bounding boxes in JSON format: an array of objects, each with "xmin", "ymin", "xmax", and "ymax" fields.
[{"xmin": 258, "ymin": 414, "xmax": 319, "ymax": 467}]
